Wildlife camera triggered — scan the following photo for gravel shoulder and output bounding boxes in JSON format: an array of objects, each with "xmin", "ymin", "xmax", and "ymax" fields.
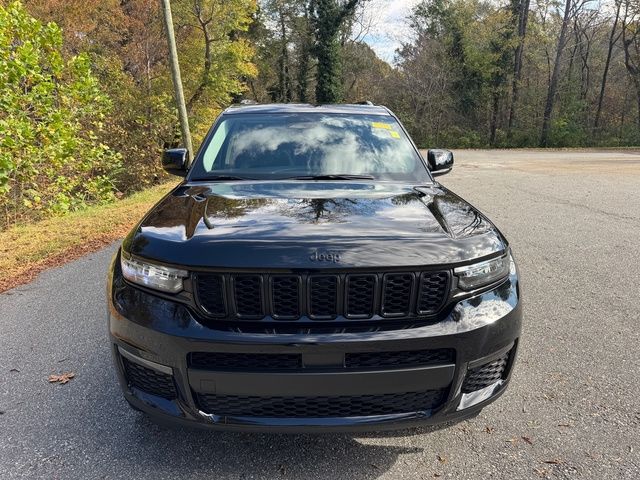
[{"xmin": 1, "ymin": 149, "xmax": 639, "ymax": 479}]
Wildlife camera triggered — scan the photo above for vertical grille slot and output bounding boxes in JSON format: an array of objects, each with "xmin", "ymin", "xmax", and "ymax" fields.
[
  {"xmin": 195, "ymin": 274, "xmax": 226, "ymax": 316},
  {"xmin": 345, "ymin": 274, "xmax": 376, "ymax": 318},
  {"xmin": 233, "ymin": 275, "xmax": 263, "ymax": 318},
  {"xmin": 271, "ymin": 276, "xmax": 301, "ymax": 319},
  {"xmin": 381, "ymin": 273, "xmax": 414, "ymax": 316},
  {"xmin": 309, "ymin": 275, "xmax": 339, "ymax": 319},
  {"xmin": 417, "ymin": 272, "xmax": 449, "ymax": 314}
]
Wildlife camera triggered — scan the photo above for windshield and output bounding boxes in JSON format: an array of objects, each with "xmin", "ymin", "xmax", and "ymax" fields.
[{"xmin": 189, "ymin": 113, "xmax": 431, "ymax": 182}]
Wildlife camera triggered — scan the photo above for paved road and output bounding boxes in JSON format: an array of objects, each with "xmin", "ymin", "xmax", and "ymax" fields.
[{"xmin": 1, "ymin": 149, "xmax": 639, "ymax": 479}]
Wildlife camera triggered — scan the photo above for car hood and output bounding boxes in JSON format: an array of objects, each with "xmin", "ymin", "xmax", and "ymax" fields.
[{"xmin": 123, "ymin": 181, "xmax": 507, "ymax": 269}]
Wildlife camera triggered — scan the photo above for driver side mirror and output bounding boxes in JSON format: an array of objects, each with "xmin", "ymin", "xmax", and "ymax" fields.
[
  {"xmin": 426, "ymin": 149, "xmax": 454, "ymax": 176},
  {"xmin": 162, "ymin": 148, "xmax": 189, "ymax": 177}
]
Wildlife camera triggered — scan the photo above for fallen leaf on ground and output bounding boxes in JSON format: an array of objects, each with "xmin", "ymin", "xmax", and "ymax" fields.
[
  {"xmin": 543, "ymin": 459, "xmax": 563, "ymax": 465},
  {"xmin": 485, "ymin": 426, "xmax": 494, "ymax": 434},
  {"xmin": 522, "ymin": 436, "xmax": 533, "ymax": 445},
  {"xmin": 557, "ymin": 423, "xmax": 572, "ymax": 427},
  {"xmin": 505, "ymin": 438, "xmax": 519, "ymax": 444},
  {"xmin": 534, "ymin": 467, "xmax": 549, "ymax": 477},
  {"xmin": 48, "ymin": 372, "xmax": 75, "ymax": 384},
  {"xmin": 437, "ymin": 454, "xmax": 447, "ymax": 463},
  {"xmin": 10, "ymin": 368, "xmax": 19, "ymax": 373}
]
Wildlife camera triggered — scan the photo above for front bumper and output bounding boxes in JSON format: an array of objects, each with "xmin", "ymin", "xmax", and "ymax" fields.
[{"xmin": 107, "ymin": 260, "xmax": 522, "ymax": 433}]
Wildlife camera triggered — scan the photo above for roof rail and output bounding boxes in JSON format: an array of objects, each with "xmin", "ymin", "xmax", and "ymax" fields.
[{"xmin": 239, "ymin": 99, "xmax": 258, "ymax": 105}]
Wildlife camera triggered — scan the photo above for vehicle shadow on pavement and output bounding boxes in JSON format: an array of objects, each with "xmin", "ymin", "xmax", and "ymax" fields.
[{"xmin": 112, "ymin": 411, "xmax": 424, "ymax": 479}]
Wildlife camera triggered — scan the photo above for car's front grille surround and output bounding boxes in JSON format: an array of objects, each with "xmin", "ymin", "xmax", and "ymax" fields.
[
  {"xmin": 194, "ymin": 270, "xmax": 450, "ymax": 323},
  {"xmin": 196, "ymin": 389, "xmax": 446, "ymax": 418}
]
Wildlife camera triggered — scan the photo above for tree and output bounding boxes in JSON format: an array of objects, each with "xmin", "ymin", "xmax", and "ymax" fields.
[
  {"xmin": 507, "ymin": 0, "xmax": 531, "ymax": 138},
  {"xmin": 540, "ymin": 0, "xmax": 577, "ymax": 146},
  {"xmin": 261, "ymin": 0, "xmax": 303, "ymax": 102},
  {"xmin": 311, "ymin": 0, "xmax": 361, "ymax": 103},
  {"xmin": 594, "ymin": 0, "xmax": 623, "ymax": 131},
  {"xmin": 489, "ymin": 5, "xmax": 519, "ymax": 146},
  {"xmin": 0, "ymin": 1, "xmax": 121, "ymax": 225},
  {"xmin": 27, "ymin": 0, "xmax": 176, "ymax": 189},
  {"xmin": 342, "ymin": 42, "xmax": 392, "ymax": 102},
  {"xmin": 176, "ymin": 0, "xmax": 258, "ymax": 123},
  {"xmin": 622, "ymin": 0, "xmax": 640, "ymax": 126},
  {"xmin": 294, "ymin": 3, "xmax": 314, "ymax": 102}
]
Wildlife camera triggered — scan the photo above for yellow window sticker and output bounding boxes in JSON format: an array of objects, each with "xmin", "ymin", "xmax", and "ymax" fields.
[
  {"xmin": 371, "ymin": 122, "xmax": 392, "ymax": 130},
  {"xmin": 390, "ymin": 131, "xmax": 401, "ymax": 139}
]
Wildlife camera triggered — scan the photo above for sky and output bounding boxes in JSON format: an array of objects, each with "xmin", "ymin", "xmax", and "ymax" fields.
[{"xmin": 360, "ymin": 0, "xmax": 421, "ymax": 64}]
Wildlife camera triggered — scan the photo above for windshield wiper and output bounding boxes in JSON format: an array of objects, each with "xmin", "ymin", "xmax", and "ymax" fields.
[
  {"xmin": 197, "ymin": 175, "xmax": 255, "ymax": 181},
  {"xmin": 285, "ymin": 174, "xmax": 375, "ymax": 181}
]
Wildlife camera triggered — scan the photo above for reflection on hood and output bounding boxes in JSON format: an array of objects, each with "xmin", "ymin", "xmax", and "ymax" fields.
[{"xmin": 124, "ymin": 181, "xmax": 506, "ymax": 269}]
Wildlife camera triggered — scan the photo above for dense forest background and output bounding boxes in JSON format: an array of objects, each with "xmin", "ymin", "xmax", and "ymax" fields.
[{"xmin": 1, "ymin": 0, "xmax": 639, "ymax": 228}]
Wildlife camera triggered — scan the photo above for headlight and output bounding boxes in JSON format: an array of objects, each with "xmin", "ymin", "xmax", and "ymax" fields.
[
  {"xmin": 120, "ymin": 251, "xmax": 188, "ymax": 293},
  {"xmin": 454, "ymin": 252, "xmax": 510, "ymax": 291}
]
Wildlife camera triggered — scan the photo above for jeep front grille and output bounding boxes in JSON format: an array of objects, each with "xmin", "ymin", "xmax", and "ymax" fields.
[{"xmin": 195, "ymin": 270, "xmax": 450, "ymax": 322}]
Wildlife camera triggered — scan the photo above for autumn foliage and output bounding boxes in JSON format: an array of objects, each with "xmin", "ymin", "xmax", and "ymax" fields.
[{"xmin": 1, "ymin": 0, "xmax": 257, "ymax": 229}]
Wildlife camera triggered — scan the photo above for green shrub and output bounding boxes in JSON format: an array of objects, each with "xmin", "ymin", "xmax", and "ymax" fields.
[
  {"xmin": 547, "ymin": 116, "xmax": 588, "ymax": 148},
  {"xmin": 0, "ymin": 1, "xmax": 121, "ymax": 227}
]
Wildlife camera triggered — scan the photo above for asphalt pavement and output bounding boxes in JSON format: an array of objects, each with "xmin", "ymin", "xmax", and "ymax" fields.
[{"xmin": 1, "ymin": 149, "xmax": 639, "ymax": 479}]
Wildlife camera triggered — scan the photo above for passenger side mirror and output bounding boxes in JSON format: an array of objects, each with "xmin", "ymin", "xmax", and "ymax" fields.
[
  {"xmin": 162, "ymin": 148, "xmax": 189, "ymax": 177},
  {"xmin": 426, "ymin": 149, "xmax": 454, "ymax": 176}
]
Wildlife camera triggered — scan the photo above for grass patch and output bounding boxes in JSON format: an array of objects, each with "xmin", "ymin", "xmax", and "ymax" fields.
[{"xmin": 0, "ymin": 182, "xmax": 177, "ymax": 292}]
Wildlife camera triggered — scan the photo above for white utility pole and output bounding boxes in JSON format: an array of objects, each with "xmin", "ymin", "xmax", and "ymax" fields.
[{"xmin": 160, "ymin": 0, "xmax": 194, "ymax": 161}]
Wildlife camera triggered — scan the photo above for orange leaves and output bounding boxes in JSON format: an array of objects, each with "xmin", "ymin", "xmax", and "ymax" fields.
[{"xmin": 48, "ymin": 372, "xmax": 75, "ymax": 384}]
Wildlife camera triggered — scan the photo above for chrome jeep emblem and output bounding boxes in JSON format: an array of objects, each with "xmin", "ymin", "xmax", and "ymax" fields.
[{"xmin": 309, "ymin": 251, "xmax": 341, "ymax": 263}]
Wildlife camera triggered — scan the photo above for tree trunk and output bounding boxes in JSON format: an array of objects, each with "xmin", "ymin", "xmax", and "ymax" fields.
[
  {"xmin": 634, "ymin": 78, "xmax": 640, "ymax": 127},
  {"xmin": 507, "ymin": 0, "xmax": 530, "ymax": 138},
  {"xmin": 313, "ymin": 0, "xmax": 359, "ymax": 103},
  {"xmin": 296, "ymin": 8, "xmax": 312, "ymax": 102},
  {"xmin": 540, "ymin": 0, "xmax": 573, "ymax": 147},
  {"xmin": 594, "ymin": 1, "xmax": 622, "ymax": 131},
  {"xmin": 277, "ymin": 7, "xmax": 292, "ymax": 102},
  {"xmin": 489, "ymin": 91, "xmax": 500, "ymax": 146},
  {"xmin": 296, "ymin": 44, "xmax": 310, "ymax": 102},
  {"xmin": 187, "ymin": 3, "xmax": 212, "ymax": 113}
]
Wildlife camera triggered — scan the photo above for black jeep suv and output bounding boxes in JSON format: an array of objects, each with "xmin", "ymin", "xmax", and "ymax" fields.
[{"xmin": 107, "ymin": 103, "xmax": 522, "ymax": 432}]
